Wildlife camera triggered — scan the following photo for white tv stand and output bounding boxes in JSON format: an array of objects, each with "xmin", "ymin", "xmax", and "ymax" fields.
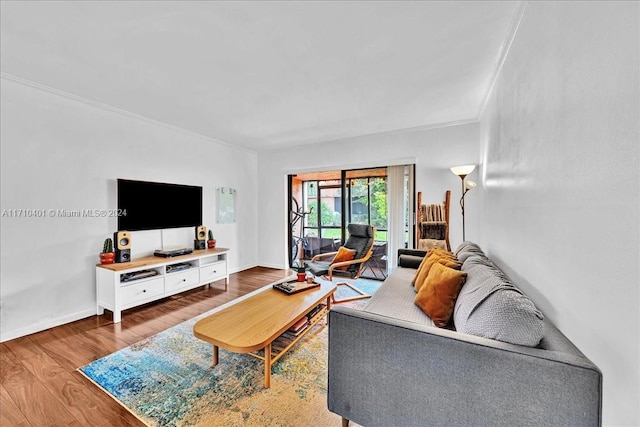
[{"xmin": 96, "ymin": 248, "xmax": 229, "ymax": 323}]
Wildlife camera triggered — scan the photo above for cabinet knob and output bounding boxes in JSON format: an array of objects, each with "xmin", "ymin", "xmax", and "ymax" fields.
[{"xmin": 143, "ymin": 289, "xmax": 146, "ymax": 293}]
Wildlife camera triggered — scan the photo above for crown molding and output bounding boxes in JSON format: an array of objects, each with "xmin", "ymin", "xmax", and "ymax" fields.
[
  {"xmin": 274, "ymin": 117, "xmax": 480, "ymax": 153},
  {"xmin": 477, "ymin": 1, "xmax": 528, "ymax": 119},
  {"xmin": 0, "ymin": 72, "xmax": 255, "ymax": 154}
]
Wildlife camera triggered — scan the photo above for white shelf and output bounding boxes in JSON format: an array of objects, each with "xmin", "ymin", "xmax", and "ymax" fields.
[{"xmin": 96, "ymin": 248, "xmax": 229, "ymax": 323}]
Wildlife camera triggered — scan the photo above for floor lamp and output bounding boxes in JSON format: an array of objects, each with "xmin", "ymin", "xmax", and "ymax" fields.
[{"xmin": 450, "ymin": 165, "xmax": 476, "ymax": 242}]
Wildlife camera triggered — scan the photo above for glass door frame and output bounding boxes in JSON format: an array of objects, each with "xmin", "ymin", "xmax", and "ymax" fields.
[{"xmin": 288, "ymin": 167, "xmax": 396, "ymax": 268}]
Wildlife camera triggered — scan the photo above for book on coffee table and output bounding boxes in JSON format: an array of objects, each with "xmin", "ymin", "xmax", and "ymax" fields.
[{"xmin": 273, "ymin": 280, "xmax": 321, "ymax": 295}]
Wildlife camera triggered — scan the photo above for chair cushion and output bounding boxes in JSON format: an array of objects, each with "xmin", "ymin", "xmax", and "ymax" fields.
[
  {"xmin": 343, "ymin": 224, "xmax": 375, "ymax": 274},
  {"xmin": 347, "ymin": 223, "xmax": 375, "ymax": 238},
  {"xmin": 306, "ymin": 224, "xmax": 374, "ymax": 278},
  {"xmin": 306, "ymin": 260, "xmax": 330, "ymax": 276}
]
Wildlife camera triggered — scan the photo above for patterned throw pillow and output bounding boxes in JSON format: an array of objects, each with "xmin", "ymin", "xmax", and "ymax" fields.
[
  {"xmin": 453, "ymin": 244, "xmax": 545, "ymax": 347},
  {"xmin": 459, "ymin": 288, "xmax": 544, "ymax": 347}
]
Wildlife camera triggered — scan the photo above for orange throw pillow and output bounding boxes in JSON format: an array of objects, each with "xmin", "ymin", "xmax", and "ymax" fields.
[
  {"xmin": 429, "ymin": 248, "xmax": 456, "ymax": 259},
  {"xmin": 331, "ymin": 247, "xmax": 356, "ymax": 270},
  {"xmin": 412, "ymin": 249, "xmax": 458, "ymax": 286},
  {"xmin": 412, "ymin": 254, "xmax": 431, "ymax": 285},
  {"xmin": 414, "ymin": 262, "xmax": 467, "ymax": 327},
  {"xmin": 414, "ymin": 254, "xmax": 461, "ymax": 292}
]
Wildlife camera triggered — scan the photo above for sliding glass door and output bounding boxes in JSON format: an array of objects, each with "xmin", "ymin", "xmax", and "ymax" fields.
[{"xmin": 288, "ymin": 164, "xmax": 414, "ymax": 279}]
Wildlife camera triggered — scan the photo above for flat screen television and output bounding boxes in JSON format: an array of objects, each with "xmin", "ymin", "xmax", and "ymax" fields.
[{"xmin": 117, "ymin": 179, "xmax": 203, "ymax": 231}]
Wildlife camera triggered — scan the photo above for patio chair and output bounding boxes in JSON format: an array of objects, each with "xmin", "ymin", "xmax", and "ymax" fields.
[{"xmin": 306, "ymin": 223, "xmax": 375, "ymax": 302}]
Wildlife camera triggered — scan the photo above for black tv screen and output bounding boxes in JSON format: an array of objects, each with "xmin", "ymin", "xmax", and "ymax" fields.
[{"xmin": 117, "ymin": 179, "xmax": 203, "ymax": 231}]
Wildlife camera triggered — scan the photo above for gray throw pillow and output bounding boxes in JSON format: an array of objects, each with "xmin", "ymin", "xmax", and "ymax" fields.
[
  {"xmin": 455, "ymin": 242, "xmax": 486, "ymax": 263},
  {"xmin": 453, "ymin": 246, "xmax": 545, "ymax": 347},
  {"xmin": 458, "ymin": 288, "xmax": 545, "ymax": 347}
]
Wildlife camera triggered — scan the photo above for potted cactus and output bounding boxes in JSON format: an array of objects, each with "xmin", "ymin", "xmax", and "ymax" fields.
[
  {"xmin": 207, "ymin": 230, "xmax": 216, "ymax": 249},
  {"xmin": 100, "ymin": 237, "xmax": 115, "ymax": 264}
]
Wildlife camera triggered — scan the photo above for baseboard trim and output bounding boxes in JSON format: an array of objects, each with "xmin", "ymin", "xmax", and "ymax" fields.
[
  {"xmin": 0, "ymin": 308, "xmax": 97, "ymax": 343},
  {"xmin": 258, "ymin": 263, "xmax": 289, "ymax": 270}
]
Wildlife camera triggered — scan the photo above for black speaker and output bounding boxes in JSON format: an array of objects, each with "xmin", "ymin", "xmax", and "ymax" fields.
[
  {"xmin": 194, "ymin": 239, "xmax": 206, "ymax": 250},
  {"xmin": 114, "ymin": 231, "xmax": 131, "ymax": 263}
]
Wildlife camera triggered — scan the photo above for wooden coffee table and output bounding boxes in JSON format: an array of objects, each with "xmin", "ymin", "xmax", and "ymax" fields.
[{"xmin": 193, "ymin": 278, "xmax": 336, "ymax": 388}]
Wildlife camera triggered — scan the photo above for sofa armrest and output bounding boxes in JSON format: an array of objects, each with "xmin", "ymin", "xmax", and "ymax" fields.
[
  {"xmin": 327, "ymin": 306, "xmax": 602, "ymax": 427},
  {"xmin": 397, "ymin": 249, "xmax": 427, "ymax": 269}
]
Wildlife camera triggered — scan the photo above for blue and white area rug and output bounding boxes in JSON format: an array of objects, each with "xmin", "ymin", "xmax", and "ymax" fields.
[{"xmin": 79, "ymin": 278, "xmax": 381, "ymax": 426}]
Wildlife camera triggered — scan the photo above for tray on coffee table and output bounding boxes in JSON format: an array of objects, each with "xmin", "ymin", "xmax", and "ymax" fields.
[{"xmin": 273, "ymin": 280, "xmax": 320, "ymax": 295}]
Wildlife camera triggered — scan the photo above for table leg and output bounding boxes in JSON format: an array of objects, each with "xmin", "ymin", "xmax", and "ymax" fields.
[
  {"xmin": 264, "ymin": 343, "xmax": 271, "ymax": 388},
  {"xmin": 213, "ymin": 345, "xmax": 219, "ymax": 366}
]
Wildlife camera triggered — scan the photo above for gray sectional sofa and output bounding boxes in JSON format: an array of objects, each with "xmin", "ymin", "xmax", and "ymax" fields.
[{"xmin": 327, "ymin": 243, "xmax": 602, "ymax": 427}]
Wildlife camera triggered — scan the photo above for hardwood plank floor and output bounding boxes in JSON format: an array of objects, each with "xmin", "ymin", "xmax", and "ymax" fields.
[{"xmin": 0, "ymin": 266, "xmax": 291, "ymax": 426}]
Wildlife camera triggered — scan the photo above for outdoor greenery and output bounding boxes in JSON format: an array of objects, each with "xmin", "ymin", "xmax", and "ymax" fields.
[
  {"xmin": 313, "ymin": 227, "xmax": 387, "ymax": 241},
  {"xmin": 302, "ymin": 177, "xmax": 388, "ymax": 242},
  {"xmin": 306, "ymin": 200, "xmax": 336, "ymax": 228},
  {"xmin": 350, "ymin": 178, "xmax": 386, "ymax": 229}
]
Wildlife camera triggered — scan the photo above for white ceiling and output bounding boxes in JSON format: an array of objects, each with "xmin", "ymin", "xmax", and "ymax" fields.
[{"xmin": 0, "ymin": 1, "xmax": 521, "ymax": 152}]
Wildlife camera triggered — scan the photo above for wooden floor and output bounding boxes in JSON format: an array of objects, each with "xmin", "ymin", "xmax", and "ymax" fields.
[{"xmin": 0, "ymin": 266, "xmax": 291, "ymax": 427}]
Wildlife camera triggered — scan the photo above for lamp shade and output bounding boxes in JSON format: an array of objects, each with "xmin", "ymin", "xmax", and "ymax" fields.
[
  {"xmin": 450, "ymin": 165, "xmax": 476, "ymax": 177},
  {"xmin": 465, "ymin": 180, "xmax": 477, "ymax": 191}
]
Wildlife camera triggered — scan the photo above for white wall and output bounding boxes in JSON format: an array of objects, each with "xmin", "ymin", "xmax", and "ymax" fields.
[
  {"xmin": 257, "ymin": 122, "xmax": 480, "ymax": 269},
  {"xmin": 0, "ymin": 77, "xmax": 259, "ymax": 341},
  {"xmin": 478, "ymin": 2, "xmax": 639, "ymax": 425}
]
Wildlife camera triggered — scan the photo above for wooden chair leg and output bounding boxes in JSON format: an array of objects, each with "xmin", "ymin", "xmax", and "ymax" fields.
[{"xmin": 341, "ymin": 417, "xmax": 350, "ymax": 427}]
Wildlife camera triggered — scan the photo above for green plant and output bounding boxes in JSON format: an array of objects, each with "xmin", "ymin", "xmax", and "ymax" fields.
[
  {"xmin": 102, "ymin": 237, "xmax": 113, "ymax": 253},
  {"xmin": 208, "ymin": 230, "xmax": 215, "ymax": 241},
  {"xmin": 292, "ymin": 259, "xmax": 307, "ymax": 273}
]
